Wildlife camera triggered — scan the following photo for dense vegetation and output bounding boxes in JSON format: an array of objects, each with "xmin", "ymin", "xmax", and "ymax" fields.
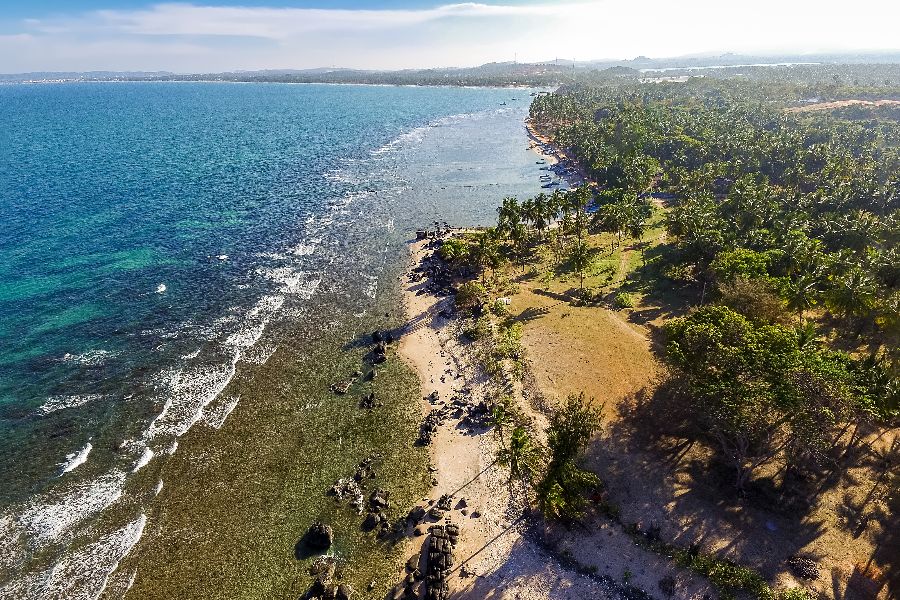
[{"xmin": 445, "ymin": 67, "xmax": 898, "ymax": 505}]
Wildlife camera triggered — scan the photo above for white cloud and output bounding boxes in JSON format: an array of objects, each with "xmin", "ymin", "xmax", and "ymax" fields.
[{"xmin": 2, "ymin": 1, "xmax": 899, "ymax": 73}]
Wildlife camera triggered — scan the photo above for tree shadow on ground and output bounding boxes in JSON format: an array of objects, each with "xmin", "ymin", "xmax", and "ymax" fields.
[{"xmin": 585, "ymin": 383, "xmax": 835, "ymax": 584}]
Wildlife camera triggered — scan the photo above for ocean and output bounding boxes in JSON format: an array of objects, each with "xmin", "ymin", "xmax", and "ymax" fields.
[{"xmin": 0, "ymin": 82, "xmax": 546, "ymax": 598}]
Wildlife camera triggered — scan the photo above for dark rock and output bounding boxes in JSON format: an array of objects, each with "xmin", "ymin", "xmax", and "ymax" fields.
[
  {"xmin": 658, "ymin": 575, "xmax": 676, "ymax": 598},
  {"xmin": 372, "ymin": 331, "xmax": 383, "ymax": 343},
  {"xmin": 360, "ymin": 392, "xmax": 378, "ymax": 409},
  {"xmin": 436, "ymin": 494, "xmax": 452, "ymax": 511},
  {"xmin": 370, "ymin": 488, "xmax": 390, "ymax": 510},
  {"xmin": 336, "ymin": 584, "xmax": 353, "ymax": 600},
  {"xmin": 787, "ymin": 556, "xmax": 820, "ymax": 580},
  {"xmin": 407, "ymin": 505, "xmax": 427, "ymax": 523},
  {"xmin": 307, "ymin": 522, "xmax": 333, "ymax": 551},
  {"xmin": 309, "ymin": 575, "xmax": 329, "ymax": 597},
  {"xmin": 406, "ymin": 554, "xmax": 420, "ymax": 573},
  {"xmin": 362, "ymin": 512, "xmax": 380, "ymax": 531}
]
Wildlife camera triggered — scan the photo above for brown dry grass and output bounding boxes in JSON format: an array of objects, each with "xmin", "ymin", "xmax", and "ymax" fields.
[{"xmin": 503, "ymin": 233, "xmax": 899, "ymax": 600}]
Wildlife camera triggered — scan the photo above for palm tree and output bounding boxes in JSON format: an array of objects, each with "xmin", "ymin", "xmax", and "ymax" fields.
[
  {"xmin": 569, "ymin": 237, "xmax": 593, "ymax": 293},
  {"xmin": 471, "ymin": 229, "xmax": 502, "ymax": 285},
  {"xmin": 496, "ymin": 426, "xmax": 543, "ymax": 497},
  {"xmin": 496, "ymin": 196, "xmax": 522, "ymax": 239},
  {"xmin": 827, "ymin": 266, "xmax": 876, "ymax": 321},
  {"xmin": 786, "ymin": 273, "xmax": 819, "ymax": 323}
]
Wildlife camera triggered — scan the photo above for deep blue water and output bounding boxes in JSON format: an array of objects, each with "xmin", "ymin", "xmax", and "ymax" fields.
[{"xmin": 0, "ymin": 82, "xmax": 548, "ymax": 597}]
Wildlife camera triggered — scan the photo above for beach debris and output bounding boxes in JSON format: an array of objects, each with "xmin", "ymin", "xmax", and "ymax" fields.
[{"xmin": 306, "ymin": 522, "xmax": 334, "ymax": 552}]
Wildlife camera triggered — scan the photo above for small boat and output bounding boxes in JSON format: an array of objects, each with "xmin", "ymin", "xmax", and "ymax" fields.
[
  {"xmin": 541, "ymin": 183, "xmax": 554, "ymax": 188},
  {"xmin": 536, "ymin": 159, "xmax": 546, "ymax": 164},
  {"xmin": 500, "ymin": 102, "xmax": 507, "ymax": 106}
]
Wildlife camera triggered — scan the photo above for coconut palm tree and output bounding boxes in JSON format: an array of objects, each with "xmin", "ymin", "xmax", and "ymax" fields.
[
  {"xmin": 569, "ymin": 237, "xmax": 592, "ymax": 293},
  {"xmin": 496, "ymin": 427, "xmax": 543, "ymax": 496},
  {"xmin": 786, "ymin": 273, "xmax": 820, "ymax": 323}
]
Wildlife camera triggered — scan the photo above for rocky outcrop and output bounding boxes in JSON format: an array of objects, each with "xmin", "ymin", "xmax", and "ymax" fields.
[{"xmin": 425, "ymin": 523, "xmax": 458, "ymax": 600}]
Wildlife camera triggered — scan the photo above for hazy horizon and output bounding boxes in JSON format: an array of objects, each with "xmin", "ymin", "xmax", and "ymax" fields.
[{"xmin": 2, "ymin": 0, "xmax": 899, "ymax": 74}]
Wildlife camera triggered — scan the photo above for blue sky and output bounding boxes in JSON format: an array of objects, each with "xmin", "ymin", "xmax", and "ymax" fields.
[{"xmin": 1, "ymin": 1, "xmax": 898, "ymax": 73}]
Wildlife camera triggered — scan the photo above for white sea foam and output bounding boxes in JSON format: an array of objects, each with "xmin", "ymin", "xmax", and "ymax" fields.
[
  {"xmin": 243, "ymin": 342, "xmax": 277, "ymax": 365},
  {"xmin": 36, "ymin": 394, "xmax": 103, "ymax": 416},
  {"xmin": 132, "ymin": 446, "xmax": 154, "ymax": 473},
  {"xmin": 154, "ymin": 480, "xmax": 164, "ymax": 495},
  {"xmin": 39, "ymin": 513, "xmax": 146, "ymax": 600},
  {"xmin": 201, "ymin": 395, "xmax": 240, "ymax": 429},
  {"xmin": 59, "ymin": 442, "xmax": 92, "ymax": 475},
  {"xmin": 363, "ymin": 274, "xmax": 379, "ymax": 299},
  {"xmin": 145, "ymin": 361, "xmax": 238, "ymax": 441},
  {"xmin": 17, "ymin": 470, "xmax": 127, "ymax": 545},
  {"xmin": 257, "ymin": 267, "xmax": 322, "ymax": 299},
  {"xmin": 60, "ymin": 350, "xmax": 114, "ymax": 367}
]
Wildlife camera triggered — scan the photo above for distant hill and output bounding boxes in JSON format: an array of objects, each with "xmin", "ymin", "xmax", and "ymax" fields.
[{"xmin": 3, "ymin": 52, "xmax": 900, "ymax": 86}]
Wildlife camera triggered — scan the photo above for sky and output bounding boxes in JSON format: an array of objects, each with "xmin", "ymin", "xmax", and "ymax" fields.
[{"xmin": 1, "ymin": 0, "xmax": 899, "ymax": 73}]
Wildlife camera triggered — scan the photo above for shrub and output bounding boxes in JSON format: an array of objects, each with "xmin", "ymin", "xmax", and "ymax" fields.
[
  {"xmin": 455, "ymin": 281, "xmax": 487, "ymax": 312},
  {"xmin": 614, "ymin": 292, "xmax": 635, "ymax": 309},
  {"xmin": 536, "ymin": 393, "xmax": 603, "ymax": 520},
  {"xmin": 463, "ymin": 314, "xmax": 491, "ymax": 340}
]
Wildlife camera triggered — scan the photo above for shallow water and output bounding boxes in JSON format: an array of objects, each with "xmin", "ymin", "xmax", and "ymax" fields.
[{"xmin": 0, "ymin": 82, "xmax": 547, "ymax": 598}]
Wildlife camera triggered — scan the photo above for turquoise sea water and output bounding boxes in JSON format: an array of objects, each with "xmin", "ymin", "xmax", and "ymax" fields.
[{"xmin": 0, "ymin": 82, "xmax": 547, "ymax": 597}]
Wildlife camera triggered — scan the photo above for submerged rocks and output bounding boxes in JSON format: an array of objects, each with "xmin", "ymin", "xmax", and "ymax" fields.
[
  {"xmin": 328, "ymin": 478, "xmax": 364, "ymax": 513},
  {"xmin": 369, "ymin": 488, "xmax": 391, "ymax": 511},
  {"xmin": 359, "ymin": 392, "xmax": 381, "ymax": 409}
]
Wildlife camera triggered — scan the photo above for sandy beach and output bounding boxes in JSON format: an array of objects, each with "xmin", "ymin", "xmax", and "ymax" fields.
[{"xmin": 395, "ymin": 237, "xmax": 621, "ymax": 600}]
